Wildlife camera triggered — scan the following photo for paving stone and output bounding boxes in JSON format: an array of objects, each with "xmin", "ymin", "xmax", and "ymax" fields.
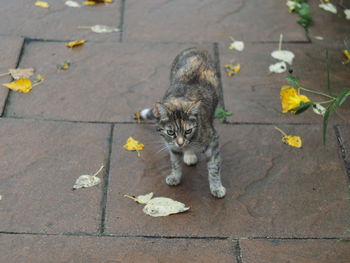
[
  {"xmin": 0, "ymin": 0, "xmax": 121, "ymax": 41},
  {"xmin": 240, "ymin": 239, "xmax": 350, "ymax": 263},
  {"xmin": 123, "ymin": 0, "xmax": 308, "ymax": 43},
  {"xmin": 0, "ymin": 119, "xmax": 111, "ymax": 233},
  {"xmin": 308, "ymin": 0, "xmax": 350, "ymax": 42},
  {"xmin": 0, "ymin": 234, "xmax": 236, "ymax": 263},
  {"xmin": 6, "ymin": 42, "xmax": 214, "ymax": 122},
  {"xmin": 218, "ymin": 43, "xmax": 350, "ymax": 123},
  {"xmin": 105, "ymin": 123, "xmax": 350, "ymax": 238},
  {"xmin": 0, "ymin": 36, "xmax": 24, "ymax": 115},
  {"xmin": 337, "ymin": 125, "xmax": 350, "ymax": 174}
]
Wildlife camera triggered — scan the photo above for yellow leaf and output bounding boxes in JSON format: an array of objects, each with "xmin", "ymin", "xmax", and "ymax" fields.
[
  {"xmin": 342, "ymin": 50, "xmax": 350, "ymax": 65},
  {"xmin": 84, "ymin": 1, "xmax": 96, "ymax": 5},
  {"xmin": 2, "ymin": 78, "xmax": 33, "ymax": 93},
  {"xmin": 224, "ymin": 64, "xmax": 240, "ymax": 77},
  {"xmin": 123, "ymin": 137, "xmax": 144, "ymax": 152},
  {"xmin": 282, "ymin": 135, "xmax": 302, "ymax": 148},
  {"xmin": 84, "ymin": 0, "xmax": 112, "ymax": 4},
  {"xmin": 35, "ymin": 1, "xmax": 49, "ymax": 8},
  {"xmin": 65, "ymin": 40, "xmax": 86, "ymax": 48},
  {"xmin": 280, "ymin": 86, "xmax": 310, "ymax": 113},
  {"xmin": 57, "ymin": 61, "xmax": 71, "ymax": 70}
]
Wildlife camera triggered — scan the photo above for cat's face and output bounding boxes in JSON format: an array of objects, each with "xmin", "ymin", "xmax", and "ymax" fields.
[{"xmin": 154, "ymin": 102, "xmax": 200, "ymax": 150}]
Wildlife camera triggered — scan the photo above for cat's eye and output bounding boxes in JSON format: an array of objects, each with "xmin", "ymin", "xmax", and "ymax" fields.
[
  {"xmin": 167, "ymin": 130, "xmax": 175, "ymax": 136},
  {"xmin": 185, "ymin": 128, "xmax": 193, "ymax": 135}
]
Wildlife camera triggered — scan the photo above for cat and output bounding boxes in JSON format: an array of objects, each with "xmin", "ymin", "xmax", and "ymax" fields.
[{"xmin": 139, "ymin": 47, "xmax": 226, "ymax": 198}]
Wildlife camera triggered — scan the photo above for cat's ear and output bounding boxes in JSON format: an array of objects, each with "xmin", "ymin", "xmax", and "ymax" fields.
[
  {"xmin": 187, "ymin": 101, "xmax": 201, "ymax": 116},
  {"xmin": 153, "ymin": 103, "xmax": 168, "ymax": 119}
]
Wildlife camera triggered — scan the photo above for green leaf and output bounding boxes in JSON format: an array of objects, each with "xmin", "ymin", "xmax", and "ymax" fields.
[
  {"xmin": 214, "ymin": 107, "xmax": 232, "ymax": 123},
  {"xmin": 322, "ymin": 90, "xmax": 350, "ymax": 144},
  {"xmin": 293, "ymin": 101, "xmax": 313, "ymax": 115}
]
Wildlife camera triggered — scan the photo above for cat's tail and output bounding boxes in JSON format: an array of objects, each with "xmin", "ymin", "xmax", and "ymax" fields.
[{"xmin": 135, "ymin": 108, "xmax": 155, "ymax": 120}]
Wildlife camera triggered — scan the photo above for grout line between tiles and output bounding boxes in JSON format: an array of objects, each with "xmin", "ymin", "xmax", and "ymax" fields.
[
  {"xmin": 119, "ymin": 0, "xmax": 126, "ymax": 43},
  {"xmin": 334, "ymin": 125, "xmax": 350, "ymax": 178},
  {"xmin": 1, "ymin": 38, "xmax": 27, "ymax": 117},
  {"xmin": 99, "ymin": 124, "xmax": 115, "ymax": 234}
]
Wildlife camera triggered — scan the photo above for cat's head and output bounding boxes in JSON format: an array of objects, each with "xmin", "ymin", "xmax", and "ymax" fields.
[{"xmin": 153, "ymin": 101, "xmax": 200, "ymax": 150}]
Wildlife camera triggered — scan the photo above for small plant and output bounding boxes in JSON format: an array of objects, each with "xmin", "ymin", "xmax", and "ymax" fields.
[
  {"xmin": 286, "ymin": 0, "xmax": 313, "ymax": 30},
  {"xmin": 214, "ymin": 107, "xmax": 232, "ymax": 123},
  {"xmin": 280, "ymin": 52, "xmax": 350, "ymax": 144}
]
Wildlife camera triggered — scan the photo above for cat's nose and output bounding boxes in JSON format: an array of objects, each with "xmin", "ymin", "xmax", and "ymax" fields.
[{"xmin": 176, "ymin": 137, "xmax": 184, "ymax": 147}]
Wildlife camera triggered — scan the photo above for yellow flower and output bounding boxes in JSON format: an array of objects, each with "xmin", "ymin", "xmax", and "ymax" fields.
[
  {"xmin": 282, "ymin": 135, "xmax": 302, "ymax": 148},
  {"xmin": 342, "ymin": 50, "xmax": 350, "ymax": 65},
  {"xmin": 224, "ymin": 64, "xmax": 240, "ymax": 77},
  {"xmin": 280, "ymin": 86, "xmax": 310, "ymax": 113},
  {"xmin": 123, "ymin": 137, "xmax": 144, "ymax": 156}
]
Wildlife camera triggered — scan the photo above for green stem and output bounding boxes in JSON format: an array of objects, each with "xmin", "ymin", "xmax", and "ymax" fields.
[
  {"xmin": 299, "ymin": 86, "xmax": 335, "ymax": 99},
  {"xmin": 315, "ymin": 98, "xmax": 336, "ymax": 105}
]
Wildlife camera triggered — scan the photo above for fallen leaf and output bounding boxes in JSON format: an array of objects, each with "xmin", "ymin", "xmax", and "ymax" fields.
[
  {"xmin": 124, "ymin": 192, "xmax": 154, "ymax": 204},
  {"xmin": 123, "ymin": 137, "xmax": 144, "ymax": 156},
  {"xmin": 124, "ymin": 193, "xmax": 189, "ymax": 217},
  {"xmin": 342, "ymin": 50, "xmax": 350, "ymax": 65},
  {"xmin": 2, "ymin": 78, "xmax": 32, "ymax": 93},
  {"xmin": 77, "ymin": 25, "xmax": 120, "ymax": 33},
  {"xmin": 280, "ymin": 85, "xmax": 311, "ymax": 113},
  {"xmin": 31, "ymin": 74, "xmax": 45, "ymax": 86},
  {"xmin": 312, "ymin": 103, "xmax": 326, "ymax": 116},
  {"xmin": 57, "ymin": 61, "xmax": 71, "ymax": 70},
  {"xmin": 65, "ymin": 0, "xmax": 81, "ymax": 7},
  {"xmin": 224, "ymin": 64, "xmax": 240, "ymax": 77},
  {"xmin": 135, "ymin": 111, "xmax": 141, "ymax": 123},
  {"xmin": 0, "ymin": 195, "xmax": 2, "ymax": 201},
  {"xmin": 282, "ymin": 135, "xmax": 302, "ymax": 148},
  {"xmin": 319, "ymin": 3, "xmax": 337, "ymax": 14},
  {"xmin": 345, "ymin": 9, "xmax": 350, "ymax": 20},
  {"xmin": 73, "ymin": 165, "xmax": 104, "ymax": 190},
  {"xmin": 35, "ymin": 1, "xmax": 49, "ymax": 8},
  {"xmin": 228, "ymin": 40, "xmax": 244, "ymax": 51},
  {"xmin": 269, "ymin": 61, "xmax": 287, "ymax": 73},
  {"xmin": 9, "ymin": 68, "xmax": 35, "ymax": 80},
  {"xmin": 314, "ymin": 36, "xmax": 324, "ymax": 40},
  {"xmin": 271, "ymin": 50, "xmax": 295, "ymax": 65},
  {"xmin": 286, "ymin": 0, "xmax": 301, "ymax": 12},
  {"xmin": 84, "ymin": 0, "xmax": 113, "ymax": 4},
  {"xmin": 65, "ymin": 40, "xmax": 86, "ymax": 48}
]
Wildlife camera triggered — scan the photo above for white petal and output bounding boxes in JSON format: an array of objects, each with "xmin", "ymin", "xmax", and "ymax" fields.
[
  {"xmin": 91, "ymin": 25, "xmax": 120, "ymax": 33},
  {"xmin": 345, "ymin": 9, "xmax": 350, "ymax": 20},
  {"xmin": 65, "ymin": 0, "xmax": 81, "ymax": 7},
  {"xmin": 312, "ymin": 104, "xmax": 326, "ymax": 116},
  {"xmin": 229, "ymin": 41, "xmax": 245, "ymax": 51},
  {"xmin": 271, "ymin": 50, "xmax": 295, "ymax": 65},
  {"xmin": 319, "ymin": 3, "xmax": 337, "ymax": 14},
  {"xmin": 73, "ymin": 175, "xmax": 101, "ymax": 189},
  {"xmin": 269, "ymin": 61, "xmax": 287, "ymax": 73}
]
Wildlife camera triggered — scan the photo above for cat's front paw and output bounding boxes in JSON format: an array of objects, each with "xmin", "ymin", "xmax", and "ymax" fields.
[
  {"xmin": 183, "ymin": 151, "xmax": 198, "ymax": 166},
  {"xmin": 166, "ymin": 175, "xmax": 181, "ymax": 186},
  {"xmin": 210, "ymin": 185, "xmax": 226, "ymax": 198}
]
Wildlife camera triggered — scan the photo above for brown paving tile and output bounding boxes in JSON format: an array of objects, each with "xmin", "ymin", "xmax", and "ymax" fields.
[
  {"xmin": 123, "ymin": 0, "xmax": 308, "ymax": 43},
  {"xmin": 0, "ymin": 234, "xmax": 236, "ymax": 263},
  {"xmin": 0, "ymin": 119, "xmax": 110, "ymax": 233},
  {"xmin": 6, "ymin": 42, "xmax": 213, "ymax": 122},
  {"xmin": 337, "ymin": 125, "xmax": 350, "ymax": 173},
  {"xmin": 0, "ymin": 36, "xmax": 24, "ymax": 115},
  {"xmin": 219, "ymin": 43, "xmax": 350, "ymax": 123},
  {"xmin": 308, "ymin": 0, "xmax": 350, "ymax": 42},
  {"xmin": 0, "ymin": 1, "xmax": 121, "ymax": 41},
  {"xmin": 106, "ymin": 124, "xmax": 350, "ymax": 238},
  {"xmin": 240, "ymin": 239, "xmax": 350, "ymax": 263}
]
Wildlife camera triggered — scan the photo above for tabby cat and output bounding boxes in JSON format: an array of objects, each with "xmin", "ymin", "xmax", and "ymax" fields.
[{"xmin": 139, "ymin": 47, "xmax": 226, "ymax": 198}]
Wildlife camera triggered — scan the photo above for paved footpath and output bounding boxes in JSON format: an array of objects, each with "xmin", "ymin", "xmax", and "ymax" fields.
[{"xmin": 0, "ymin": 1, "xmax": 350, "ymax": 262}]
